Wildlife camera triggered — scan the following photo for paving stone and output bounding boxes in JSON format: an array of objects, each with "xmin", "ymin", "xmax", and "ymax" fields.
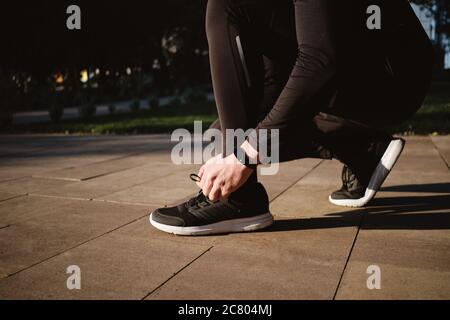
[
  {"xmin": 0, "ymin": 226, "xmax": 211, "ymax": 299},
  {"xmin": 0, "ymin": 197, "xmax": 150, "ymax": 277},
  {"xmin": 148, "ymin": 216, "xmax": 361, "ymax": 300},
  {"xmin": 34, "ymin": 162, "xmax": 196, "ymax": 200},
  {"xmin": 394, "ymin": 136, "xmax": 449, "ymax": 174},
  {"xmin": 0, "ymin": 195, "xmax": 70, "ymax": 226},
  {"xmin": 0, "ymin": 135, "xmax": 448, "ymax": 299},
  {"xmin": 335, "ymin": 227, "xmax": 450, "ymax": 299},
  {"xmin": 0, "ymin": 177, "xmax": 75, "ymax": 194},
  {"xmin": 270, "ymin": 160, "xmax": 354, "ymax": 218},
  {"xmin": 335, "ymin": 190, "xmax": 450, "ymax": 299},
  {"xmin": 431, "ymin": 135, "xmax": 450, "ymax": 168},
  {"xmin": 33, "ymin": 153, "xmax": 159, "ymax": 181},
  {"xmin": 98, "ymin": 167, "xmax": 201, "ymax": 205},
  {"xmin": 0, "ymin": 192, "xmax": 22, "ymax": 202},
  {"xmin": 259, "ymin": 159, "xmax": 322, "ymax": 201}
]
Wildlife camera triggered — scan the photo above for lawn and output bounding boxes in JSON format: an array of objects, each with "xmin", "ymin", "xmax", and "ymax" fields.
[
  {"xmin": 387, "ymin": 82, "xmax": 450, "ymax": 135},
  {"xmin": 2, "ymin": 82, "xmax": 449, "ymax": 135}
]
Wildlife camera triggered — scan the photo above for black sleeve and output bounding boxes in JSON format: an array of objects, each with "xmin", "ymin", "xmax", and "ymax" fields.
[{"xmin": 255, "ymin": 0, "xmax": 337, "ymax": 133}]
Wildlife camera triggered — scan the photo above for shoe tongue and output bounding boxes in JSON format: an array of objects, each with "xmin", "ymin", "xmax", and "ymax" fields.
[
  {"xmin": 342, "ymin": 166, "xmax": 357, "ymax": 190},
  {"xmin": 185, "ymin": 191, "xmax": 213, "ymax": 209}
]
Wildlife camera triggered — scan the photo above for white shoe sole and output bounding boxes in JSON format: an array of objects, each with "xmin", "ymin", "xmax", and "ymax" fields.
[
  {"xmin": 329, "ymin": 138, "xmax": 405, "ymax": 208},
  {"xmin": 149, "ymin": 212, "xmax": 274, "ymax": 236}
]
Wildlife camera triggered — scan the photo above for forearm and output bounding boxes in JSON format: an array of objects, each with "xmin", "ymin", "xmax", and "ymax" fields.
[{"xmin": 256, "ymin": 0, "xmax": 337, "ymax": 132}]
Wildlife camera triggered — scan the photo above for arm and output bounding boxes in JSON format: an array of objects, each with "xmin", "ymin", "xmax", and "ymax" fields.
[{"xmin": 255, "ymin": 0, "xmax": 337, "ymax": 138}]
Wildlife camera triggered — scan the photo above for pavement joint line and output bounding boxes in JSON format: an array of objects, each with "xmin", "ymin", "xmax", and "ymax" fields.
[
  {"xmin": 0, "ymin": 175, "xmax": 32, "ymax": 184},
  {"xmin": 34, "ymin": 149, "xmax": 185, "ymax": 184},
  {"xmin": 30, "ymin": 176, "xmax": 82, "ymax": 182},
  {"xmin": 28, "ymin": 193, "xmax": 97, "ymax": 202},
  {"xmin": 0, "ymin": 194, "xmax": 27, "ymax": 203},
  {"xmin": 269, "ymin": 160, "xmax": 325, "ymax": 204},
  {"xmin": 21, "ymin": 145, "xmax": 172, "ymax": 181},
  {"xmin": 91, "ymin": 198, "xmax": 162, "ymax": 207},
  {"xmin": 27, "ymin": 193, "xmax": 161, "ymax": 208},
  {"xmin": 30, "ymin": 152, "xmax": 152, "ymax": 182},
  {"xmin": 430, "ymin": 135, "xmax": 450, "ymax": 170},
  {"xmin": 332, "ymin": 210, "xmax": 367, "ymax": 300},
  {"xmin": 87, "ymin": 168, "xmax": 199, "ymax": 204},
  {"xmin": 0, "ymin": 211, "xmax": 152, "ymax": 281},
  {"xmin": 141, "ymin": 246, "xmax": 214, "ymax": 300}
]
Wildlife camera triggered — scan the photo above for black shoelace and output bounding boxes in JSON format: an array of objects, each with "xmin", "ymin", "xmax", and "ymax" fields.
[
  {"xmin": 342, "ymin": 165, "xmax": 358, "ymax": 191},
  {"xmin": 186, "ymin": 174, "xmax": 214, "ymax": 209}
]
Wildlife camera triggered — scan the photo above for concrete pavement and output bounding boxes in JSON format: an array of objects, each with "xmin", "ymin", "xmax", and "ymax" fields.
[{"xmin": 0, "ymin": 134, "xmax": 448, "ymax": 299}]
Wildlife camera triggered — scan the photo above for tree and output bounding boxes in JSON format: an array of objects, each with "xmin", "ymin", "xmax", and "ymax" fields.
[{"xmin": 412, "ymin": 0, "xmax": 450, "ymax": 70}]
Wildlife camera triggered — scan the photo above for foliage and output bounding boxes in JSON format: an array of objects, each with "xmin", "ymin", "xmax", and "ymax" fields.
[
  {"xmin": 2, "ymin": 84, "xmax": 449, "ymax": 135},
  {"xmin": 129, "ymin": 99, "xmax": 141, "ymax": 113},
  {"xmin": 182, "ymin": 87, "xmax": 208, "ymax": 104},
  {"xmin": 148, "ymin": 97, "xmax": 160, "ymax": 109},
  {"xmin": 49, "ymin": 93, "xmax": 64, "ymax": 123},
  {"xmin": 108, "ymin": 104, "xmax": 116, "ymax": 114}
]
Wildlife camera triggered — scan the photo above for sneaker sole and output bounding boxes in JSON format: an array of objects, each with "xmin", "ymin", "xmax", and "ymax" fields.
[
  {"xmin": 329, "ymin": 138, "xmax": 405, "ymax": 208},
  {"xmin": 149, "ymin": 212, "xmax": 274, "ymax": 236}
]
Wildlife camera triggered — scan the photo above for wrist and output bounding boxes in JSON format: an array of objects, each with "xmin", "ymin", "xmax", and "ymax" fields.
[
  {"xmin": 240, "ymin": 140, "xmax": 259, "ymax": 162},
  {"xmin": 233, "ymin": 142, "xmax": 258, "ymax": 170}
]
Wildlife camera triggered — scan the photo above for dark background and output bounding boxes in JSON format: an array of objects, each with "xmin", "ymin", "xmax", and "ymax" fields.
[
  {"xmin": 0, "ymin": 1, "xmax": 210, "ymax": 114},
  {"xmin": 0, "ymin": 0, "xmax": 448, "ymax": 126}
]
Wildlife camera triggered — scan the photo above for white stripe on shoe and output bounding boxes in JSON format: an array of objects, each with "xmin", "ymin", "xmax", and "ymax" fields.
[
  {"xmin": 329, "ymin": 138, "xmax": 405, "ymax": 208},
  {"xmin": 149, "ymin": 212, "xmax": 273, "ymax": 236}
]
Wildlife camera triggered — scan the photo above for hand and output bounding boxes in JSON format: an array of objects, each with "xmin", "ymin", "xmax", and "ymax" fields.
[{"xmin": 196, "ymin": 153, "xmax": 254, "ymax": 201}]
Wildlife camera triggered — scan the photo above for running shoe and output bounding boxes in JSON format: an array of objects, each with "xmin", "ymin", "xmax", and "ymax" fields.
[
  {"xmin": 149, "ymin": 177, "xmax": 273, "ymax": 235},
  {"xmin": 329, "ymin": 138, "xmax": 405, "ymax": 207}
]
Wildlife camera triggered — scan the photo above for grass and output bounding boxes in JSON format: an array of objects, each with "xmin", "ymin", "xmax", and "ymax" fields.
[
  {"xmin": 1, "ymin": 82, "xmax": 449, "ymax": 135},
  {"xmin": 387, "ymin": 82, "xmax": 450, "ymax": 135},
  {"xmin": 3, "ymin": 101, "xmax": 219, "ymax": 135}
]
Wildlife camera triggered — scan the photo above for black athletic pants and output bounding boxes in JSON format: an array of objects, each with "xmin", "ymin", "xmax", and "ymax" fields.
[{"xmin": 206, "ymin": 0, "xmax": 433, "ymax": 168}]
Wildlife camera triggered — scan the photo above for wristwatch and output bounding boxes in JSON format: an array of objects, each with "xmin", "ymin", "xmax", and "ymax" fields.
[{"xmin": 233, "ymin": 146, "xmax": 257, "ymax": 170}]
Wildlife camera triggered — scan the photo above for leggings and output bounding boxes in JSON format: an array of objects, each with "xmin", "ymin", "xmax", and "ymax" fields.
[{"xmin": 205, "ymin": 0, "xmax": 433, "ymax": 163}]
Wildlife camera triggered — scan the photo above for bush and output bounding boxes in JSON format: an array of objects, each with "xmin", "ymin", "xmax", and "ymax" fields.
[
  {"xmin": 49, "ymin": 100, "xmax": 64, "ymax": 123},
  {"xmin": 108, "ymin": 104, "xmax": 116, "ymax": 114},
  {"xmin": 0, "ymin": 106, "xmax": 13, "ymax": 128},
  {"xmin": 148, "ymin": 97, "xmax": 160, "ymax": 109},
  {"xmin": 129, "ymin": 99, "xmax": 140, "ymax": 113},
  {"xmin": 169, "ymin": 96, "xmax": 183, "ymax": 108},
  {"xmin": 78, "ymin": 101, "xmax": 96, "ymax": 119},
  {"xmin": 183, "ymin": 88, "xmax": 207, "ymax": 104}
]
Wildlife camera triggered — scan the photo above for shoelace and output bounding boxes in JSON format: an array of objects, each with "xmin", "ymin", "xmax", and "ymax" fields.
[
  {"xmin": 342, "ymin": 165, "xmax": 358, "ymax": 191},
  {"xmin": 186, "ymin": 174, "xmax": 214, "ymax": 209}
]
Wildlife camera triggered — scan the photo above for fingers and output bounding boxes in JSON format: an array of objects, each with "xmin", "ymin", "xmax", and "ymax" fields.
[
  {"xmin": 208, "ymin": 179, "xmax": 222, "ymax": 202},
  {"xmin": 202, "ymin": 173, "xmax": 214, "ymax": 199},
  {"xmin": 196, "ymin": 165, "xmax": 205, "ymax": 188},
  {"xmin": 219, "ymin": 185, "xmax": 231, "ymax": 201},
  {"xmin": 198, "ymin": 165, "xmax": 205, "ymax": 178}
]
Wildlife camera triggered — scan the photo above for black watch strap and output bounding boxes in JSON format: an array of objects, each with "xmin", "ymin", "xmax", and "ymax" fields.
[{"xmin": 233, "ymin": 146, "xmax": 257, "ymax": 170}]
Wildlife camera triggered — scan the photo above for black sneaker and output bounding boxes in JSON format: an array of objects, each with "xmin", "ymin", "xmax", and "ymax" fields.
[
  {"xmin": 329, "ymin": 138, "xmax": 405, "ymax": 207},
  {"xmin": 149, "ymin": 179, "xmax": 273, "ymax": 236}
]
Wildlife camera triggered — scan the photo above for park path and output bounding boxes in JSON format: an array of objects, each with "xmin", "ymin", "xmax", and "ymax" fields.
[{"xmin": 0, "ymin": 134, "xmax": 449, "ymax": 299}]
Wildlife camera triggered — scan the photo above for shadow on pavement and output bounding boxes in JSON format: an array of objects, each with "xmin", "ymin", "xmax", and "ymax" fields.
[
  {"xmin": 265, "ymin": 191, "xmax": 450, "ymax": 232},
  {"xmin": 381, "ymin": 183, "xmax": 450, "ymax": 193}
]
